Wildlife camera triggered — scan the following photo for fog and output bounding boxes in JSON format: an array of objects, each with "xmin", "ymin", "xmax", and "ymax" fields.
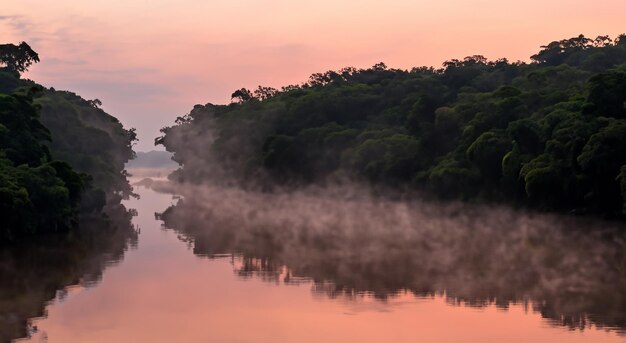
[
  {"xmin": 150, "ymin": 94, "xmax": 626, "ymax": 333},
  {"xmin": 154, "ymin": 180, "xmax": 626, "ymax": 332}
]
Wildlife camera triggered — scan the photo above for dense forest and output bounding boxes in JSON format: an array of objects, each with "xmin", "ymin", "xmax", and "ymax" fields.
[
  {"xmin": 0, "ymin": 42, "xmax": 136, "ymax": 241},
  {"xmin": 157, "ymin": 34, "xmax": 626, "ymax": 218}
]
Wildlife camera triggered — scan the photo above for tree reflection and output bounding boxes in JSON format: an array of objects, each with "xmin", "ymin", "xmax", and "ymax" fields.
[
  {"xmin": 0, "ymin": 204, "xmax": 138, "ymax": 343},
  {"xmin": 159, "ymin": 185, "xmax": 626, "ymax": 333}
]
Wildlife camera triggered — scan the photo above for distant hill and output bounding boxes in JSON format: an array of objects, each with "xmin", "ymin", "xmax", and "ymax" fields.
[{"xmin": 126, "ymin": 150, "xmax": 178, "ymax": 169}]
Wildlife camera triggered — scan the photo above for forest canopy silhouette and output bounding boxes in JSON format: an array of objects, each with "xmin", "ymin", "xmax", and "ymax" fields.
[
  {"xmin": 157, "ymin": 34, "xmax": 626, "ymax": 219},
  {"xmin": 0, "ymin": 42, "xmax": 136, "ymax": 241}
]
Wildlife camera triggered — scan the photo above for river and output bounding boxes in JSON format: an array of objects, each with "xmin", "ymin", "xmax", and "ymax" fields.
[{"xmin": 2, "ymin": 183, "xmax": 625, "ymax": 342}]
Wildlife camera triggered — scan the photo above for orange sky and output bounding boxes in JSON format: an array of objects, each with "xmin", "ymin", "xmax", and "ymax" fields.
[{"xmin": 2, "ymin": 0, "xmax": 626, "ymax": 150}]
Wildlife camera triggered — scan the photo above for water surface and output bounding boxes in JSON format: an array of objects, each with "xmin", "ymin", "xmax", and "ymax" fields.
[{"xmin": 4, "ymin": 184, "xmax": 625, "ymax": 342}]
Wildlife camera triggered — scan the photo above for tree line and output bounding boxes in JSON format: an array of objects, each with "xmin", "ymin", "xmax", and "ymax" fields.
[
  {"xmin": 157, "ymin": 34, "xmax": 626, "ymax": 218},
  {"xmin": 0, "ymin": 42, "xmax": 136, "ymax": 241}
]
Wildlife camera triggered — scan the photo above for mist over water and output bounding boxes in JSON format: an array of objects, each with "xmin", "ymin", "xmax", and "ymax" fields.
[
  {"xmin": 158, "ymin": 181, "xmax": 626, "ymax": 333},
  {"xmin": 3, "ymin": 1, "xmax": 626, "ymax": 340},
  {"xmin": 3, "ymin": 181, "xmax": 622, "ymax": 342}
]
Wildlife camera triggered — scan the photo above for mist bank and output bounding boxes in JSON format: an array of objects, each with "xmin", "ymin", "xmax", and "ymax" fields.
[
  {"xmin": 125, "ymin": 150, "xmax": 177, "ymax": 170},
  {"xmin": 157, "ymin": 34, "xmax": 626, "ymax": 218},
  {"xmin": 158, "ymin": 182, "xmax": 626, "ymax": 333},
  {"xmin": 0, "ymin": 42, "xmax": 136, "ymax": 241}
]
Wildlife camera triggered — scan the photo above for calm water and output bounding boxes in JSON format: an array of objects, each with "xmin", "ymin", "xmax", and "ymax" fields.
[{"xmin": 2, "ymin": 184, "xmax": 625, "ymax": 342}]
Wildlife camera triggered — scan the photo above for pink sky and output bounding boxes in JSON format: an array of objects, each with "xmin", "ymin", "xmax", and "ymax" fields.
[
  {"xmin": 2, "ymin": 0, "xmax": 626, "ymax": 150},
  {"xmin": 23, "ymin": 187, "xmax": 626, "ymax": 343}
]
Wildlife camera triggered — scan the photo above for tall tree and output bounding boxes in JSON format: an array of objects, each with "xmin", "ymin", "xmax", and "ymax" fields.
[{"xmin": 0, "ymin": 42, "xmax": 40, "ymax": 73}]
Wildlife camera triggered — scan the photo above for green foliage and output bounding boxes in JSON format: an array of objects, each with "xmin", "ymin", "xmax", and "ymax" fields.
[
  {"xmin": 0, "ymin": 43, "xmax": 136, "ymax": 241},
  {"xmin": 0, "ymin": 91, "xmax": 84, "ymax": 240},
  {"xmin": 519, "ymin": 155, "xmax": 564, "ymax": 206},
  {"xmin": 426, "ymin": 158, "xmax": 480, "ymax": 199},
  {"xmin": 586, "ymin": 70, "xmax": 626, "ymax": 118},
  {"xmin": 0, "ymin": 42, "xmax": 39, "ymax": 73},
  {"xmin": 353, "ymin": 134, "xmax": 420, "ymax": 182},
  {"xmin": 577, "ymin": 121, "xmax": 626, "ymax": 212},
  {"xmin": 467, "ymin": 130, "xmax": 512, "ymax": 180},
  {"xmin": 0, "ymin": 91, "xmax": 51, "ymax": 166},
  {"xmin": 158, "ymin": 34, "xmax": 626, "ymax": 218},
  {"xmin": 35, "ymin": 89, "xmax": 136, "ymax": 201}
]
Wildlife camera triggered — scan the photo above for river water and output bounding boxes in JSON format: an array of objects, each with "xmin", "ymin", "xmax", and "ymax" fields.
[{"xmin": 3, "ymin": 183, "xmax": 625, "ymax": 342}]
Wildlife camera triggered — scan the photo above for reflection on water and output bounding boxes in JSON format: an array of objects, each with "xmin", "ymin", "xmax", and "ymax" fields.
[
  {"xmin": 3, "ymin": 184, "xmax": 625, "ymax": 342},
  {"xmin": 0, "ymin": 204, "xmax": 137, "ymax": 343},
  {"xmin": 159, "ymin": 183, "xmax": 626, "ymax": 334}
]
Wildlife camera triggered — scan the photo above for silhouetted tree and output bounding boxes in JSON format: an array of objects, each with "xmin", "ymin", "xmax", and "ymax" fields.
[
  {"xmin": 253, "ymin": 86, "xmax": 278, "ymax": 100},
  {"xmin": 0, "ymin": 42, "xmax": 40, "ymax": 73},
  {"xmin": 87, "ymin": 98, "xmax": 102, "ymax": 108},
  {"xmin": 231, "ymin": 88, "xmax": 253, "ymax": 103}
]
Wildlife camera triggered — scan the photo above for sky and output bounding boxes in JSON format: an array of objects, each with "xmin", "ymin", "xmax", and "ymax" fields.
[{"xmin": 2, "ymin": 0, "xmax": 626, "ymax": 151}]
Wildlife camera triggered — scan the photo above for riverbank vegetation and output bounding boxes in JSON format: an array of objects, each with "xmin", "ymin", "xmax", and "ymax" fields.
[
  {"xmin": 157, "ymin": 34, "xmax": 626, "ymax": 218},
  {"xmin": 0, "ymin": 42, "xmax": 136, "ymax": 241}
]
